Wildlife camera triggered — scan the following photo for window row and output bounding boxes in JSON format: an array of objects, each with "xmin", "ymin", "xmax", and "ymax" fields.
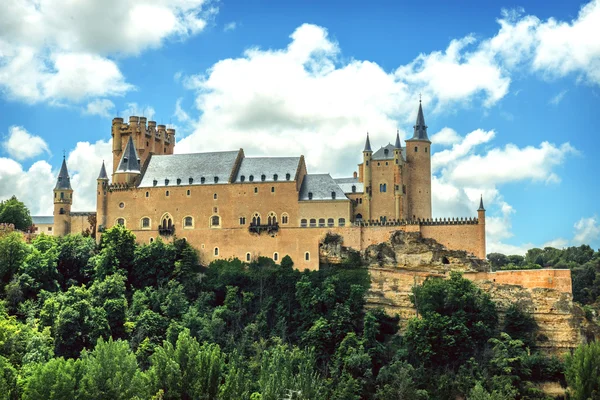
[
  {"xmin": 300, "ymin": 218, "xmax": 346, "ymax": 228},
  {"xmin": 116, "ymin": 215, "xmax": 222, "ymax": 229},
  {"xmin": 146, "ymin": 185, "xmax": 279, "ymax": 198},
  {"xmin": 239, "ymin": 173, "xmax": 291, "ymax": 182},
  {"xmin": 240, "ymin": 212, "xmax": 289, "ymax": 226}
]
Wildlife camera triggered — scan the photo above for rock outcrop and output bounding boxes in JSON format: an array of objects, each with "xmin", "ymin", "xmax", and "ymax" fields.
[{"xmin": 320, "ymin": 231, "xmax": 599, "ymax": 354}]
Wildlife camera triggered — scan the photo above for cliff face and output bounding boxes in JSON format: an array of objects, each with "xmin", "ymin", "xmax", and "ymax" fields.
[{"xmin": 320, "ymin": 231, "xmax": 598, "ymax": 354}]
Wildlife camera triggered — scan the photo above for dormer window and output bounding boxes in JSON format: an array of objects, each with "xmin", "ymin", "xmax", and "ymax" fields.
[
  {"xmin": 240, "ymin": 175, "xmax": 245, "ymax": 182},
  {"xmin": 261, "ymin": 174, "xmax": 266, "ymax": 181},
  {"xmin": 214, "ymin": 176, "xmax": 219, "ymax": 183},
  {"xmin": 273, "ymin": 174, "xmax": 278, "ymax": 181},
  {"xmin": 384, "ymin": 149, "xmax": 389, "ymax": 156},
  {"xmin": 352, "ymin": 185, "xmax": 356, "ymax": 193},
  {"xmin": 308, "ymin": 192, "xmax": 313, "ymax": 200},
  {"xmin": 176, "ymin": 178, "xmax": 181, "ymax": 185},
  {"xmin": 165, "ymin": 179, "xmax": 169, "ymax": 186},
  {"xmin": 286, "ymin": 173, "xmax": 291, "ymax": 181},
  {"xmin": 249, "ymin": 175, "xmax": 254, "ymax": 182},
  {"xmin": 189, "ymin": 177, "xmax": 193, "ymax": 184},
  {"xmin": 331, "ymin": 191, "xmax": 336, "ymax": 199},
  {"xmin": 153, "ymin": 179, "xmax": 157, "ymax": 186},
  {"xmin": 201, "ymin": 177, "xmax": 205, "ymax": 184}
]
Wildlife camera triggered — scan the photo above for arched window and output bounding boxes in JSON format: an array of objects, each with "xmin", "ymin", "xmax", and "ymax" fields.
[
  {"xmin": 246, "ymin": 253, "xmax": 251, "ymax": 262},
  {"xmin": 184, "ymin": 216, "xmax": 193, "ymax": 228},
  {"xmin": 59, "ymin": 208, "xmax": 65, "ymax": 215},
  {"xmin": 310, "ymin": 218, "xmax": 316, "ymax": 227},
  {"xmin": 211, "ymin": 215, "xmax": 220, "ymax": 227},
  {"xmin": 338, "ymin": 218, "xmax": 346, "ymax": 227},
  {"xmin": 60, "ymin": 192, "xmax": 64, "ymax": 199},
  {"xmin": 379, "ymin": 183, "xmax": 386, "ymax": 193},
  {"xmin": 414, "ymin": 146, "xmax": 418, "ymax": 152},
  {"xmin": 213, "ymin": 193, "xmax": 218, "ymax": 200},
  {"xmin": 355, "ymin": 213, "xmax": 363, "ymax": 222},
  {"xmin": 187, "ymin": 189, "xmax": 191, "ymax": 196},
  {"xmin": 327, "ymin": 218, "xmax": 334, "ymax": 227},
  {"xmin": 145, "ymin": 191, "xmax": 149, "ymax": 198},
  {"xmin": 300, "ymin": 219, "xmax": 307, "ymax": 227},
  {"xmin": 273, "ymin": 252, "xmax": 279, "ymax": 261},
  {"xmin": 161, "ymin": 214, "xmax": 173, "ymax": 229},
  {"xmin": 305, "ymin": 252, "xmax": 310, "ymax": 261},
  {"xmin": 268, "ymin": 212, "xmax": 277, "ymax": 226},
  {"xmin": 149, "ymin": 238, "xmax": 154, "ymax": 243},
  {"xmin": 165, "ymin": 190, "xmax": 170, "ymax": 197},
  {"xmin": 141, "ymin": 217, "xmax": 150, "ymax": 229},
  {"xmin": 318, "ymin": 218, "xmax": 325, "ymax": 227},
  {"xmin": 281, "ymin": 213, "xmax": 289, "ymax": 224},
  {"xmin": 117, "ymin": 218, "xmax": 125, "ymax": 226},
  {"xmin": 214, "ymin": 247, "xmax": 219, "ymax": 256}
]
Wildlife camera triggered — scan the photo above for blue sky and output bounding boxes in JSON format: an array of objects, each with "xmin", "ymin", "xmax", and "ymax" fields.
[{"xmin": 0, "ymin": 0, "xmax": 599, "ymax": 254}]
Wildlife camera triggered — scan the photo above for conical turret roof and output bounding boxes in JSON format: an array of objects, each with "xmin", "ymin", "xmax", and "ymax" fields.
[
  {"xmin": 478, "ymin": 195, "xmax": 485, "ymax": 211},
  {"xmin": 97, "ymin": 160, "xmax": 108, "ymax": 180},
  {"xmin": 394, "ymin": 130, "xmax": 401, "ymax": 148},
  {"xmin": 363, "ymin": 133, "xmax": 372, "ymax": 152},
  {"xmin": 54, "ymin": 157, "xmax": 72, "ymax": 190},
  {"xmin": 409, "ymin": 101, "xmax": 430, "ymax": 141},
  {"xmin": 116, "ymin": 136, "xmax": 141, "ymax": 173}
]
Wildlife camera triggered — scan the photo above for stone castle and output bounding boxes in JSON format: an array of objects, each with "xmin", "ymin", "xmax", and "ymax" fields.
[{"xmin": 33, "ymin": 102, "xmax": 487, "ymax": 269}]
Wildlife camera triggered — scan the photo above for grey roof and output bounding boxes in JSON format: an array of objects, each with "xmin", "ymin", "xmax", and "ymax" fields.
[
  {"xmin": 363, "ymin": 133, "xmax": 372, "ymax": 152},
  {"xmin": 334, "ymin": 177, "xmax": 364, "ymax": 194},
  {"xmin": 139, "ymin": 151, "xmax": 240, "ymax": 188},
  {"xmin": 299, "ymin": 174, "xmax": 348, "ymax": 201},
  {"xmin": 372, "ymin": 144, "xmax": 396, "ymax": 160},
  {"xmin": 478, "ymin": 196, "xmax": 485, "ymax": 211},
  {"xmin": 234, "ymin": 157, "xmax": 300, "ymax": 183},
  {"xmin": 395, "ymin": 130, "xmax": 401, "ymax": 148},
  {"xmin": 97, "ymin": 161, "xmax": 108, "ymax": 180},
  {"xmin": 32, "ymin": 216, "xmax": 53, "ymax": 225},
  {"xmin": 54, "ymin": 157, "xmax": 72, "ymax": 190},
  {"xmin": 116, "ymin": 136, "xmax": 141, "ymax": 174},
  {"xmin": 408, "ymin": 101, "xmax": 430, "ymax": 141}
]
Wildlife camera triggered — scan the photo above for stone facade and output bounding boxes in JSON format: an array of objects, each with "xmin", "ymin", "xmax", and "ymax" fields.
[{"xmin": 35, "ymin": 103, "xmax": 488, "ymax": 269}]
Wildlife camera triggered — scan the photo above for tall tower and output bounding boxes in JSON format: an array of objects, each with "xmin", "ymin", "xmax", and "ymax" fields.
[
  {"xmin": 362, "ymin": 133, "xmax": 373, "ymax": 221},
  {"xmin": 96, "ymin": 161, "xmax": 109, "ymax": 236},
  {"xmin": 393, "ymin": 130, "xmax": 403, "ymax": 219},
  {"xmin": 477, "ymin": 196, "xmax": 486, "ymax": 259},
  {"xmin": 405, "ymin": 101, "xmax": 432, "ymax": 220},
  {"xmin": 53, "ymin": 156, "xmax": 73, "ymax": 236}
]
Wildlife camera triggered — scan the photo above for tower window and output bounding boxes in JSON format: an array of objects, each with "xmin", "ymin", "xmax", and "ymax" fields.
[
  {"xmin": 211, "ymin": 215, "xmax": 220, "ymax": 227},
  {"xmin": 366, "ymin": 161, "xmax": 369, "ymax": 166},
  {"xmin": 414, "ymin": 146, "xmax": 418, "ymax": 152},
  {"xmin": 239, "ymin": 217, "xmax": 246, "ymax": 225},
  {"xmin": 214, "ymin": 193, "xmax": 217, "ymax": 200},
  {"xmin": 379, "ymin": 183, "xmax": 387, "ymax": 193},
  {"xmin": 59, "ymin": 208, "xmax": 65, "ymax": 215},
  {"xmin": 119, "ymin": 202, "xmax": 125, "ymax": 208},
  {"xmin": 60, "ymin": 192, "xmax": 64, "ymax": 199},
  {"xmin": 425, "ymin": 147, "xmax": 428, "ymax": 153},
  {"xmin": 184, "ymin": 216, "xmax": 193, "ymax": 227}
]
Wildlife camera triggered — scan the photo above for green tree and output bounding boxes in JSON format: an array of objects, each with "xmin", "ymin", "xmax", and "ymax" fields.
[
  {"xmin": 22, "ymin": 357, "xmax": 77, "ymax": 400},
  {"xmin": 0, "ymin": 355, "xmax": 18, "ymax": 400},
  {"xmin": 78, "ymin": 337, "xmax": 149, "ymax": 400},
  {"xmin": 56, "ymin": 234, "xmax": 96, "ymax": 288},
  {"xmin": 565, "ymin": 341, "xmax": 600, "ymax": 400},
  {"xmin": 375, "ymin": 360, "xmax": 427, "ymax": 400},
  {"xmin": 502, "ymin": 304, "xmax": 537, "ymax": 348},
  {"xmin": 0, "ymin": 196, "xmax": 32, "ymax": 231},
  {"xmin": 132, "ymin": 239, "xmax": 175, "ymax": 288},
  {"xmin": 487, "ymin": 253, "xmax": 509, "ymax": 270},
  {"xmin": 0, "ymin": 232, "xmax": 29, "ymax": 288}
]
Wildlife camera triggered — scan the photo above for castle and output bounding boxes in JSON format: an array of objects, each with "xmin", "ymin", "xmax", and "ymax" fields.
[{"xmin": 32, "ymin": 102, "xmax": 487, "ymax": 269}]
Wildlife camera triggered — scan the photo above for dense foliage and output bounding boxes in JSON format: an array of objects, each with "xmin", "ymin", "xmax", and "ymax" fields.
[
  {"xmin": 0, "ymin": 224, "xmax": 593, "ymax": 399},
  {"xmin": 0, "ymin": 197, "xmax": 32, "ymax": 232}
]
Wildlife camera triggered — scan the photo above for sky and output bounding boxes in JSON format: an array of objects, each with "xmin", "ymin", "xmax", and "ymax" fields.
[{"xmin": 0, "ymin": 0, "xmax": 599, "ymax": 255}]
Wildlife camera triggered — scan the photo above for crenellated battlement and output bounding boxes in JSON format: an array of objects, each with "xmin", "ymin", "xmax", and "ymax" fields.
[
  {"xmin": 353, "ymin": 216, "xmax": 479, "ymax": 227},
  {"xmin": 107, "ymin": 183, "xmax": 135, "ymax": 192}
]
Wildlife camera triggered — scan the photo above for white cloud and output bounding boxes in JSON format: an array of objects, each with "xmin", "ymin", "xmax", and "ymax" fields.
[
  {"xmin": 121, "ymin": 103, "xmax": 156, "ymax": 120},
  {"xmin": 430, "ymin": 127, "xmax": 462, "ymax": 146},
  {"xmin": 2, "ymin": 126, "xmax": 50, "ymax": 161},
  {"xmin": 0, "ymin": 0, "xmax": 216, "ymax": 103},
  {"xmin": 0, "ymin": 158, "xmax": 55, "ymax": 215},
  {"xmin": 84, "ymin": 99, "xmax": 116, "ymax": 118},
  {"xmin": 549, "ymin": 90, "xmax": 568, "ymax": 105},
  {"xmin": 67, "ymin": 140, "xmax": 113, "ymax": 212},
  {"xmin": 174, "ymin": 98, "xmax": 191, "ymax": 123},
  {"xmin": 573, "ymin": 216, "xmax": 600, "ymax": 245},
  {"xmin": 224, "ymin": 22, "xmax": 237, "ymax": 32}
]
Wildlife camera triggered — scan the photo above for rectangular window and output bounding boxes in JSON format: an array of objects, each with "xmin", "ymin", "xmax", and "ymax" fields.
[
  {"xmin": 239, "ymin": 217, "xmax": 246, "ymax": 225},
  {"xmin": 301, "ymin": 219, "xmax": 307, "ymax": 227},
  {"xmin": 309, "ymin": 219, "xmax": 316, "ymax": 227},
  {"xmin": 48, "ymin": 227, "xmax": 52, "ymax": 231},
  {"xmin": 271, "ymin": 187, "xmax": 275, "ymax": 193},
  {"xmin": 338, "ymin": 218, "xmax": 345, "ymax": 227}
]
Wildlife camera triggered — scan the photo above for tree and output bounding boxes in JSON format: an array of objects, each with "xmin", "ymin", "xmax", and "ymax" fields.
[
  {"xmin": 0, "ymin": 355, "xmax": 18, "ymax": 400},
  {"xmin": 502, "ymin": 304, "xmax": 537, "ymax": 348},
  {"xmin": 22, "ymin": 357, "xmax": 77, "ymax": 400},
  {"xmin": 565, "ymin": 341, "xmax": 600, "ymax": 400},
  {"xmin": 56, "ymin": 234, "xmax": 96, "ymax": 288},
  {"xmin": 0, "ymin": 196, "xmax": 32, "ymax": 231},
  {"xmin": 487, "ymin": 253, "xmax": 509, "ymax": 270},
  {"xmin": 78, "ymin": 337, "xmax": 149, "ymax": 400},
  {"xmin": 375, "ymin": 360, "xmax": 427, "ymax": 400},
  {"xmin": 0, "ymin": 232, "xmax": 28, "ymax": 288}
]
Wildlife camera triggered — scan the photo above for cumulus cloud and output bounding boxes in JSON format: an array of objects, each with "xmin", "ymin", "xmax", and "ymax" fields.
[
  {"xmin": 0, "ymin": 158, "xmax": 55, "ymax": 215},
  {"xmin": 84, "ymin": 99, "xmax": 116, "ymax": 118},
  {"xmin": 573, "ymin": 216, "xmax": 600, "ymax": 245},
  {"xmin": 430, "ymin": 127, "xmax": 462, "ymax": 146},
  {"xmin": 2, "ymin": 126, "xmax": 50, "ymax": 161},
  {"xmin": 121, "ymin": 103, "xmax": 156, "ymax": 120},
  {"xmin": 67, "ymin": 140, "xmax": 113, "ymax": 212},
  {"xmin": 0, "ymin": 0, "xmax": 216, "ymax": 103},
  {"xmin": 224, "ymin": 22, "xmax": 237, "ymax": 32}
]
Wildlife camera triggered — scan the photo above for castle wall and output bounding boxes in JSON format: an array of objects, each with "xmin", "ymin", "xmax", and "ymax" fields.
[
  {"xmin": 421, "ymin": 223, "xmax": 484, "ymax": 259},
  {"xmin": 369, "ymin": 160, "xmax": 397, "ymax": 221},
  {"xmin": 70, "ymin": 214, "xmax": 94, "ymax": 235}
]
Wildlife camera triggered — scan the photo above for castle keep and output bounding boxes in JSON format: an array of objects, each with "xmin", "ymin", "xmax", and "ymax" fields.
[{"xmin": 33, "ymin": 102, "xmax": 487, "ymax": 269}]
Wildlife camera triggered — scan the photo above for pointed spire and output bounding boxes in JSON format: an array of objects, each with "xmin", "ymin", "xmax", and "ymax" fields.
[
  {"xmin": 363, "ymin": 132, "xmax": 372, "ymax": 152},
  {"xmin": 410, "ymin": 100, "xmax": 430, "ymax": 141},
  {"xmin": 478, "ymin": 195, "xmax": 485, "ymax": 211},
  {"xmin": 54, "ymin": 156, "xmax": 72, "ymax": 190},
  {"xmin": 394, "ymin": 129, "xmax": 401, "ymax": 149},
  {"xmin": 97, "ymin": 160, "xmax": 108, "ymax": 180},
  {"xmin": 116, "ymin": 136, "xmax": 141, "ymax": 173}
]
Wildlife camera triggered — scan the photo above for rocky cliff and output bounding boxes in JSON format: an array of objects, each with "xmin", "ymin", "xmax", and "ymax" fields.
[{"xmin": 320, "ymin": 231, "xmax": 599, "ymax": 354}]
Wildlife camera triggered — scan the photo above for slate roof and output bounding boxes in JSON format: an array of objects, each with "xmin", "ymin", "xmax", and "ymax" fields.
[
  {"xmin": 372, "ymin": 144, "xmax": 396, "ymax": 160},
  {"xmin": 97, "ymin": 161, "xmax": 108, "ymax": 180},
  {"xmin": 71, "ymin": 212, "xmax": 95, "ymax": 217},
  {"xmin": 54, "ymin": 158, "xmax": 72, "ymax": 190},
  {"xmin": 395, "ymin": 131, "xmax": 401, "ymax": 148},
  {"xmin": 234, "ymin": 157, "xmax": 300, "ymax": 183},
  {"xmin": 299, "ymin": 174, "xmax": 347, "ymax": 201},
  {"xmin": 334, "ymin": 177, "xmax": 364, "ymax": 194},
  {"xmin": 408, "ymin": 102, "xmax": 430, "ymax": 141},
  {"xmin": 138, "ymin": 151, "xmax": 240, "ymax": 187},
  {"xmin": 32, "ymin": 216, "xmax": 54, "ymax": 225},
  {"xmin": 116, "ymin": 136, "xmax": 141, "ymax": 173},
  {"xmin": 364, "ymin": 134, "xmax": 372, "ymax": 152}
]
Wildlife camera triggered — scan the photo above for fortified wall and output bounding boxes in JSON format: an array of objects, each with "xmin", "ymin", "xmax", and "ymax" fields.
[{"xmin": 321, "ymin": 231, "xmax": 597, "ymax": 353}]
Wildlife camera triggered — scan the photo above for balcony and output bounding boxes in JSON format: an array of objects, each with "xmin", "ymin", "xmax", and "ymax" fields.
[
  {"xmin": 158, "ymin": 225, "xmax": 175, "ymax": 236},
  {"xmin": 248, "ymin": 222, "xmax": 279, "ymax": 235}
]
